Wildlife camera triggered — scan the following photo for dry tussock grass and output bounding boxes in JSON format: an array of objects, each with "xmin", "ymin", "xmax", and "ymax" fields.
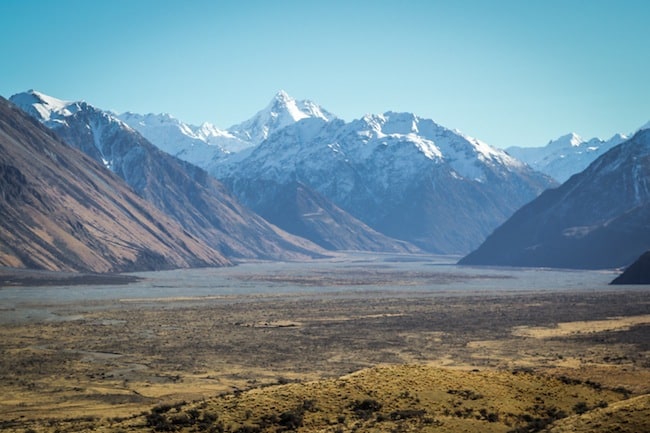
[
  {"xmin": 6, "ymin": 364, "xmax": 638, "ymax": 433},
  {"xmin": 0, "ymin": 284, "xmax": 648, "ymax": 432}
]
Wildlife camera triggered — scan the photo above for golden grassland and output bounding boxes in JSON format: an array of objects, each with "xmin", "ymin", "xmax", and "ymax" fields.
[
  {"xmin": 100, "ymin": 364, "xmax": 635, "ymax": 433},
  {"xmin": 0, "ymin": 276, "xmax": 648, "ymax": 432}
]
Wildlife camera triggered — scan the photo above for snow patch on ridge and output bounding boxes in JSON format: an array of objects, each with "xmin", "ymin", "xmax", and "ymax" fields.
[{"xmin": 10, "ymin": 90, "xmax": 84, "ymax": 128}]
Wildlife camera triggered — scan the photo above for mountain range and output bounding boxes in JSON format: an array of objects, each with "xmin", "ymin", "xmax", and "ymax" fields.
[
  {"xmin": 6, "ymin": 88, "xmax": 649, "ymax": 272},
  {"xmin": 9, "ymin": 90, "xmax": 328, "ymax": 264},
  {"xmin": 461, "ymin": 128, "xmax": 650, "ymax": 269},
  {"xmin": 120, "ymin": 91, "xmax": 555, "ymax": 254},
  {"xmin": 0, "ymin": 95, "xmax": 229, "ymax": 272}
]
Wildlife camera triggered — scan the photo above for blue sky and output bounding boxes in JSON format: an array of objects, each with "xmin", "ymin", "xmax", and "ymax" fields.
[{"xmin": 1, "ymin": 0, "xmax": 649, "ymax": 148}]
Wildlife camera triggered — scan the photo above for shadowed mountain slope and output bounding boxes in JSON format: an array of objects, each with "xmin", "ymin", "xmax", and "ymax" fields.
[
  {"xmin": 611, "ymin": 251, "xmax": 650, "ymax": 284},
  {"xmin": 235, "ymin": 179, "xmax": 420, "ymax": 252},
  {"xmin": 461, "ymin": 129, "xmax": 650, "ymax": 269}
]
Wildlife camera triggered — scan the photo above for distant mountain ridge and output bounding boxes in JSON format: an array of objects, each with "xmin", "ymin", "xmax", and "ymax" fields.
[
  {"xmin": 9, "ymin": 89, "xmax": 557, "ymax": 258},
  {"xmin": 507, "ymin": 132, "xmax": 628, "ymax": 183},
  {"xmin": 461, "ymin": 129, "xmax": 650, "ymax": 269},
  {"xmin": 117, "ymin": 90, "xmax": 335, "ymax": 171},
  {"xmin": 0, "ymin": 95, "xmax": 229, "ymax": 272},
  {"xmin": 117, "ymin": 91, "xmax": 555, "ymax": 254},
  {"xmin": 10, "ymin": 90, "xmax": 327, "ymax": 262},
  {"xmin": 117, "ymin": 111, "xmax": 250, "ymax": 163}
]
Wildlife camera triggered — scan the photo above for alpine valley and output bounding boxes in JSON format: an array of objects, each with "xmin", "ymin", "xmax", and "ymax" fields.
[{"xmin": 119, "ymin": 91, "xmax": 556, "ymax": 254}]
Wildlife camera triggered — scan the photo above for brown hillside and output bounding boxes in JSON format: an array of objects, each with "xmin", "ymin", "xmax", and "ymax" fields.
[{"xmin": 0, "ymin": 96, "xmax": 229, "ymax": 272}]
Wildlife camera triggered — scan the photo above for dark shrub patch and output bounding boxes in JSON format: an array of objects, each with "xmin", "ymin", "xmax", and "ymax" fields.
[
  {"xmin": 389, "ymin": 409, "xmax": 426, "ymax": 420},
  {"xmin": 351, "ymin": 399, "xmax": 383, "ymax": 420}
]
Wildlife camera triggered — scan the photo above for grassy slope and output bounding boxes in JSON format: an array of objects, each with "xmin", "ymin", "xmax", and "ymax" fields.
[
  {"xmin": 548, "ymin": 394, "xmax": 650, "ymax": 433},
  {"xmin": 10, "ymin": 364, "xmax": 643, "ymax": 433}
]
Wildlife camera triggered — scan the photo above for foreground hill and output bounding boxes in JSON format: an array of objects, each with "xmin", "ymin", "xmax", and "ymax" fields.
[
  {"xmin": 9, "ymin": 364, "xmax": 640, "ymax": 433},
  {"xmin": 0, "ymin": 96, "xmax": 229, "ymax": 272},
  {"xmin": 10, "ymin": 90, "xmax": 325, "ymax": 261},
  {"xmin": 125, "ymin": 365, "xmax": 637, "ymax": 433},
  {"xmin": 461, "ymin": 129, "xmax": 650, "ymax": 269}
]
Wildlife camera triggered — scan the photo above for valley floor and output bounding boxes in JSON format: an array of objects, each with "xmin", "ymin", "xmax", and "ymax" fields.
[{"xmin": 0, "ymin": 254, "xmax": 648, "ymax": 432}]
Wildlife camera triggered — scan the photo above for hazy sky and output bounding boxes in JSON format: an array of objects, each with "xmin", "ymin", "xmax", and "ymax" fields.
[{"xmin": 2, "ymin": 0, "xmax": 649, "ymax": 148}]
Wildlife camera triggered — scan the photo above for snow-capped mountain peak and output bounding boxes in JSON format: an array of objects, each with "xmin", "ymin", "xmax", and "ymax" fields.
[
  {"xmin": 10, "ymin": 90, "xmax": 130, "ymax": 136},
  {"xmin": 546, "ymin": 132, "xmax": 584, "ymax": 149},
  {"xmin": 196, "ymin": 121, "xmax": 226, "ymax": 139},
  {"xmin": 115, "ymin": 91, "xmax": 336, "ymax": 169},
  {"xmin": 380, "ymin": 111, "xmax": 420, "ymax": 135},
  {"xmin": 228, "ymin": 90, "xmax": 336, "ymax": 145},
  {"xmin": 10, "ymin": 89, "xmax": 83, "ymax": 126}
]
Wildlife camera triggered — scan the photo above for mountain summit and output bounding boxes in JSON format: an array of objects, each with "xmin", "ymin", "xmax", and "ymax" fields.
[
  {"xmin": 8, "ymin": 90, "xmax": 81, "ymax": 128},
  {"xmin": 227, "ymin": 90, "xmax": 336, "ymax": 145},
  {"xmin": 117, "ymin": 91, "xmax": 336, "ymax": 170}
]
